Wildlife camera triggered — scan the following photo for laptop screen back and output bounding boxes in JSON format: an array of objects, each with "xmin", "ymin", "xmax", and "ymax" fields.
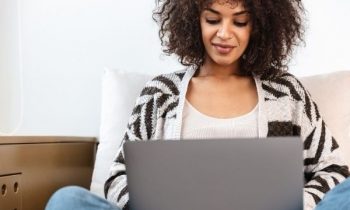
[{"xmin": 124, "ymin": 137, "xmax": 303, "ymax": 210}]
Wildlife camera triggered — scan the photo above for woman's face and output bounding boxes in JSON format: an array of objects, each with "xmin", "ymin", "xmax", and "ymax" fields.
[{"xmin": 200, "ymin": 1, "xmax": 252, "ymax": 68}]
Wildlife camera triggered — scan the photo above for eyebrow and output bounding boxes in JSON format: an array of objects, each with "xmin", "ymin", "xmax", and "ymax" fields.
[{"xmin": 204, "ymin": 8, "xmax": 249, "ymax": 16}]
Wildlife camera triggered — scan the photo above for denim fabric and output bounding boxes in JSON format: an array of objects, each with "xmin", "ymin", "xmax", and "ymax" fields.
[
  {"xmin": 45, "ymin": 178, "xmax": 350, "ymax": 210},
  {"xmin": 316, "ymin": 177, "xmax": 350, "ymax": 210},
  {"xmin": 45, "ymin": 186, "xmax": 120, "ymax": 210}
]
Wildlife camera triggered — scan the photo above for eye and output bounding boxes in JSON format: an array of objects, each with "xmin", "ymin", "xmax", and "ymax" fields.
[
  {"xmin": 206, "ymin": 19, "xmax": 220, "ymax": 25},
  {"xmin": 234, "ymin": 21, "xmax": 249, "ymax": 27}
]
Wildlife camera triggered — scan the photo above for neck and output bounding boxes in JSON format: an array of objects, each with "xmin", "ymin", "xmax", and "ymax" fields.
[{"xmin": 197, "ymin": 58, "xmax": 243, "ymax": 78}]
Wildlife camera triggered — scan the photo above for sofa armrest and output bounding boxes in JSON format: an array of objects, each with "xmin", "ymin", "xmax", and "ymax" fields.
[{"xmin": 0, "ymin": 136, "xmax": 97, "ymax": 210}]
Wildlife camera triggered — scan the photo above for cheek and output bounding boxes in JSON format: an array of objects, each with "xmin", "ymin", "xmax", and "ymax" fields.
[
  {"xmin": 201, "ymin": 25, "xmax": 216, "ymax": 43},
  {"xmin": 243, "ymin": 27, "xmax": 252, "ymax": 42},
  {"xmin": 201, "ymin": 29, "xmax": 211, "ymax": 43},
  {"xmin": 202, "ymin": 32, "xmax": 212, "ymax": 44},
  {"xmin": 204, "ymin": 32, "xmax": 220, "ymax": 50},
  {"xmin": 238, "ymin": 31, "xmax": 251, "ymax": 47}
]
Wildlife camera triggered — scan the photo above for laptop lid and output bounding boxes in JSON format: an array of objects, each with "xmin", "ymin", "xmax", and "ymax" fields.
[{"xmin": 124, "ymin": 137, "xmax": 303, "ymax": 210}]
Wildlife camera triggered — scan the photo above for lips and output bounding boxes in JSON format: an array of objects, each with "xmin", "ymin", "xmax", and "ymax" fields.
[{"xmin": 212, "ymin": 43, "xmax": 235, "ymax": 54}]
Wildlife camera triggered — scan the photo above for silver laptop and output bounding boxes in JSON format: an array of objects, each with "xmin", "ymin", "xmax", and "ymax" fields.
[{"xmin": 124, "ymin": 137, "xmax": 303, "ymax": 210}]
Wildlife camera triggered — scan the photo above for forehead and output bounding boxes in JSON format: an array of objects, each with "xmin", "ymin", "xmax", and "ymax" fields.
[
  {"xmin": 202, "ymin": 0, "xmax": 247, "ymax": 15},
  {"xmin": 205, "ymin": 0, "xmax": 243, "ymax": 9}
]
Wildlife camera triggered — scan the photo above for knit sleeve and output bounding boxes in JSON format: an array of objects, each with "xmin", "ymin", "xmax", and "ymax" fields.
[
  {"xmin": 297, "ymin": 82, "xmax": 350, "ymax": 209},
  {"xmin": 266, "ymin": 72, "xmax": 350, "ymax": 209},
  {"xmin": 103, "ymin": 80, "xmax": 160, "ymax": 209},
  {"xmin": 102, "ymin": 71, "xmax": 184, "ymax": 209},
  {"xmin": 104, "ymin": 146, "xmax": 130, "ymax": 209}
]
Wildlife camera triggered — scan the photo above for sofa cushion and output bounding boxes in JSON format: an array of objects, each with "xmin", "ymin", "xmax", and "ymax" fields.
[
  {"xmin": 91, "ymin": 69, "xmax": 350, "ymax": 197},
  {"xmin": 90, "ymin": 69, "xmax": 152, "ymax": 197}
]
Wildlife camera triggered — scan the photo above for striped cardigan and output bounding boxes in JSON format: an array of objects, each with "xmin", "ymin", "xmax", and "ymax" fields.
[{"xmin": 104, "ymin": 67, "xmax": 349, "ymax": 210}]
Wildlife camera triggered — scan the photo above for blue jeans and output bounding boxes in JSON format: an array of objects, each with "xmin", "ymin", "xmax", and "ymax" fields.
[
  {"xmin": 316, "ymin": 177, "xmax": 350, "ymax": 210},
  {"xmin": 45, "ymin": 186, "xmax": 121, "ymax": 210},
  {"xmin": 46, "ymin": 178, "xmax": 350, "ymax": 210}
]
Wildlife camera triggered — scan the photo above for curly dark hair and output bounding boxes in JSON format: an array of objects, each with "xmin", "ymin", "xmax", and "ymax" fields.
[{"xmin": 153, "ymin": 0, "xmax": 305, "ymax": 77}]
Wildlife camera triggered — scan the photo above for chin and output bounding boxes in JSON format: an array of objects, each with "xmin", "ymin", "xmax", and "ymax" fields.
[{"xmin": 213, "ymin": 58, "xmax": 237, "ymax": 67}]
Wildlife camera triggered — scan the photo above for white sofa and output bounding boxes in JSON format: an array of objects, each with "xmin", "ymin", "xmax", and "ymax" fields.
[{"xmin": 90, "ymin": 69, "xmax": 350, "ymax": 198}]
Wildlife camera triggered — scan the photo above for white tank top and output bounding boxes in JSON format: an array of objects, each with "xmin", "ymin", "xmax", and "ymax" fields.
[{"xmin": 181, "ymin": 100, "xmax": 259, "ymax": 139}]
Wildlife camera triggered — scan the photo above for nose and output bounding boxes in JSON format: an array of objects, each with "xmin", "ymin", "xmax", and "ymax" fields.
[{"xmin": 216, "ymin": 23, "xmax": 233, "ymax": 40}]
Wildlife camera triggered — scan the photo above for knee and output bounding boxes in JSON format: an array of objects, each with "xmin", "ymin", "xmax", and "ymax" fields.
[
  {"xmin": 342, "ymin": 177, "xmax": 350, "ymax": 186},
  {"xmin": 45, "ymin": 186, "xmax": 88, "ymax": 210},
  {"xmin": 316, "ymin": 178, "xmax": 350, "ymax": 209},
  {"xmin": 51, "ymin": 186, "xmax": 88, "ymax": 200},
  {"xmin": 332, "ymin": 177, "xmax": 350, "ymax": 194}
]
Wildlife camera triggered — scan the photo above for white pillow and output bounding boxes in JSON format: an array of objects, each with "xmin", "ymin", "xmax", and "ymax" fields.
[
  {"xmin": 300, "ymin": 71, "xmax": 350, "ymax": 167},
  {"xmin": 90, "ymin": 69, "xmax": 153, "ymax": 197}
]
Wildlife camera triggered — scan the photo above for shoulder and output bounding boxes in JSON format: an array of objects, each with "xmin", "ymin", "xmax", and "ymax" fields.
[
  {"xmin": 260, "ymin": 72, "xmax": 322, "ymax": 122},
  {"xmin": 259, "ymin": 71, "xmax": 309, "ymax": 102},
  {"xmin": 141, "ymin": 69, "xmax": 187, "ymax": 97}
]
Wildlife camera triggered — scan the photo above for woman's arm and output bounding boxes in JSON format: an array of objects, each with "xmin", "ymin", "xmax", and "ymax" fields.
[
  {"xmin": 303, "ymin": 118, "xmax": 349, "ymax": 210},
  {"xmin": 104, "ymin": 146, "xmax": 130, "ymax": 209},
  {"xmin": 103, "ymin": 72, "xmax": 181, "ymax": 209},
  {"xmin": 296, "ymin": 81, "xmax": 350, "ymax": 210},
  {"xmin": 264, "ymin": 73, "xmax": 349, "ymax": 210},
  {"xmin": 103, "ymin": 82, "xmax": 159, "ymax": 209}
]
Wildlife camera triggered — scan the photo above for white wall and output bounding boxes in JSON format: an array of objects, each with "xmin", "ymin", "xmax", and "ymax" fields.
[
  {"xmin": 0, "ymin": 0, "xmax": 21, "ymax": 134},
  {"xmin": 13, "ymin": 0, "xmax": 181, "ymax": 136},
  {"xmin": 290, "ymin": 0, "xmax": 350, "ymax": 76},
  {"xmin": 0, "ymin": 0, "xmax": 349, "ymax": 136}
]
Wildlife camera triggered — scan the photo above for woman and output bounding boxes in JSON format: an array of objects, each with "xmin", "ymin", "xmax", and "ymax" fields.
[{"xmin": 46, "ymin": 0, "xmax": 350, "ymax": 210}]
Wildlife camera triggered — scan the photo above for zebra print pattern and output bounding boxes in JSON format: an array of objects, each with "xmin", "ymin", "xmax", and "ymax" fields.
[
  {"xmin": 261, "ymin": 72, "xmax": 349, "ymax": 208},
  {"xmin": 105, "ymin": 70, "xmax": 349, "ymax": 210},
  {"xmin": 104, "ymin": 71, "xmax": 186, "ymax": 210}
]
